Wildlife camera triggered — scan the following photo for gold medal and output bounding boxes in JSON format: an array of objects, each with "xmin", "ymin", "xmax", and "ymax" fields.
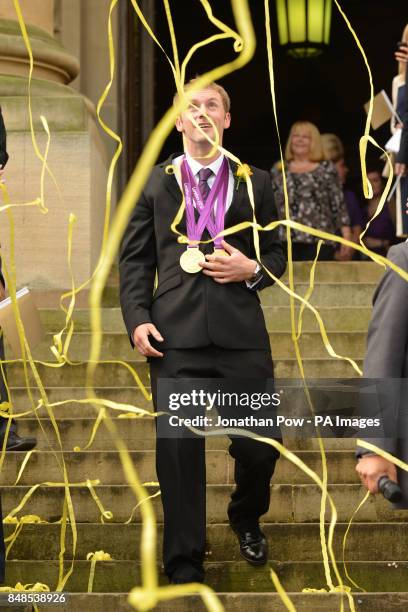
[
  {"xmin": 213, "ymin": 249, "xmax": 229, "ymax": 258},
  {"xmin": 180, "ymin": 247, "xmax": 206, "ymax": 273}
]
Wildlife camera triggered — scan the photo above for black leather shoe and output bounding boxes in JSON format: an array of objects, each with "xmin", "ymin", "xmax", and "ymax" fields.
[
  {"xmin": 231, "ymin": 525, "xmax": 268, "ymax": 566},
  {"xmin": 169, "ymin": 564, "xmax": 204, "ymax": 584},
  {"xmin": 1, "ymin": 431, "xmax": 37, "ymax": 451},
  {"xmin": 170, "ymin": 576, "xmax": 203, "ymax": 584}
]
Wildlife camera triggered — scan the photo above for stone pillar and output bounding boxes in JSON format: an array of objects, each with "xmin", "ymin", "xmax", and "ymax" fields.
[
  {"xmin": 0, "ymin": 0, "xmax": 55, "ymax": 34},
  {"xmin": 0, "ymin": 1, "xmax": 108, "ymax": 294}
]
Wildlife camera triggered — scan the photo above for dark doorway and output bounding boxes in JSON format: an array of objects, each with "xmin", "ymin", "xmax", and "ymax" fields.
[{"xmin": 120, "ymin": 1, "xmax": 408, "ymax": 190}]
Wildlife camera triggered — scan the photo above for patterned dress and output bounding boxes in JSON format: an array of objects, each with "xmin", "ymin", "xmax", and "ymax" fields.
[{"xmin": 270, "ymin": 160, "xmax": 350, "ymax": 246}]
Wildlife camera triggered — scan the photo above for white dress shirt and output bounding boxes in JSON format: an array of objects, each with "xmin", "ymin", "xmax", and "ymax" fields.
[
  {"xmin": 172, "ymin": 152, "xmax": 262, "ymax": 288},
  {"xmin": 173, "ymin": 152, "xmax": 235, "ymax": 213}
]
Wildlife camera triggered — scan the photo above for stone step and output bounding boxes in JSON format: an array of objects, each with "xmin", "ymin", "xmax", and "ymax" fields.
[
  {"xmin": 33, "ymin": 592, "xmax": 408, "ymax": 612},
  {"xmin": 75, "ymin": 281, "xmax": 378, "ymax": 309},
  {"xmin": 32, "ymin": 331, "xmax": 368, "ymax": 361},
  {"xmin": 99, "ymin": 281, "xmax": 378, "ymax": 309},
  {"xmin": 279, "ymin": 261, "xmax": 383, "ymax": 283},
  {"xmin": 263, "ymin": 283, "xmax": 376, "ymax": 307},
  {"xmin": 4, "ymin": 358, "xmax": 362, "ymax": 388},
  {"xmin": 264, "ymin": 306, "xmax": 371, "ymax": 332},
  {"xmin": 0, "ymin": 450, "xmax": 360, "ymax": 486},
  {"xmin": 0, "ymin": 484, "xmax": 403, "ymax": 523},
  {"xmin": 8, "ymin": 387, "xmax": 153, "ymax": 416},
  {"xmin": 15, "ymin": 416, "xmax": 363, "ymax": 451},
  {"xmin": 2, "ymin": 560, "xmax": 408, "ymax": 592},
  {"xmin": 96, "ymin": 261, "xmax": 384, "ymax": 296},
  {"xmin": 4, "ymin": 522, "xmax": 407, "ymax": 563},
  {"xmin": 9, "ymin": 386, "xmax": 372, "ymax": 434},
  {"xmin": 38, "ymin": 306, "xmax": 372, "ymax": 333}
]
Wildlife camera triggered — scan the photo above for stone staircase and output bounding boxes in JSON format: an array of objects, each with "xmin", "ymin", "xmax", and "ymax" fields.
[{"xmin": 2, "ymin": 261, "xmax": 408, "ymax": 611}]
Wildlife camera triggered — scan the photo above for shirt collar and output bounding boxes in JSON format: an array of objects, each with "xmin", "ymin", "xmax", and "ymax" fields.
[{"xmin": 185, "ymin": 151, "xmax": 225, "ymax": 177}]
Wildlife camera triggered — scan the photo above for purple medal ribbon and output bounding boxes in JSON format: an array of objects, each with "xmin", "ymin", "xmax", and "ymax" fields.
[
  {"xmin": 180, "ymin": 157, "xmax": 229, "ymax": 249},
  {"xmin": 208, "ymin": 174, "xmax": 227, "ymax": 250}
]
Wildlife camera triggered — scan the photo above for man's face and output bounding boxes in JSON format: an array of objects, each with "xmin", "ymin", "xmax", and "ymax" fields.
[{"xmin": 175, "ymin": 88, "xmax": 231, "ymax": 148}]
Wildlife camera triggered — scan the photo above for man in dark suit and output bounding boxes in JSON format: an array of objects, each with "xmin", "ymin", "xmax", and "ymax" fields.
[
  {"xmin": 356, "ymin": 242, "xmax": 408, "ymax": 506},
  {"xmin": 120, "ymin": 80, "xmax": 286, "ymax": 584},
  {"xmin": 395, "ymin": 45, "xmax": 408, "ymax": 175},
  {"xmin": 0, "ymin": 107, "xmax": 36, "ymax": 453}
]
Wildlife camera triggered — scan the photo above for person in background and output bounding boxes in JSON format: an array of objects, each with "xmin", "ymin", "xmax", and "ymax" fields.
[
  {"xmin": 321, "ymin": 133, "xmax": 364, "ymax": 259},
  {"xmin": 392, "ymin": 25, "xmax": 408, "ymax": 232},
  {"xmin": 0, "ymin": 106, "xmax": 36, "ymax": 452},
  {"xmin": 360, "ymin": 168, "xmax": 396, "ymax": 258},
  {"xmin": 395, "ymin": 25, "xmax": 408, "ymax": 176},
  {"xmin": 356, "ymin": 242, "xmax": 408, "ymax": 507},
  {"xmin": 271, "ymin": 121, "xmax": 352, "ymax": 261}
]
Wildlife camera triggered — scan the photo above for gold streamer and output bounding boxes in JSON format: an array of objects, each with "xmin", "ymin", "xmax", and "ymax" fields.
[
  {"xmin": 3, "ymin": 0, "xmax": 402, "ymax": 609},
  {"xmin": 342, "ymin": 492, "xmax": 370, "ymax": 593},
  {"xmin": 270, "ymin": 569, "xmax": 297, "ymax": 611},
  {"xmin": 13, "ymin": 449, "xmax": 35, "ymax": 485},
  {"xmin": 4, "ymin": 514, "xmax": 47, "ymax": 559},
  {"xmin": 86, "ymin": 550, "xmax": 113, "ymax": 593},
  {"xmin": 12, "ymin": 0, "xmax": 60, "ymax": 210},
  {"xmin": 86, "ymin": 479, "xmax": 114, "ymax": 523},
  {"xmin": 86, "ymin": 2, "xmax": 256, "ymax": 611}
]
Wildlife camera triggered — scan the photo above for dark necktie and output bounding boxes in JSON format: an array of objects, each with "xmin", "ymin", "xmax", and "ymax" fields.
[{"xmin": 198, "ymin": 167, "xmax": 213, "ymax": 202}]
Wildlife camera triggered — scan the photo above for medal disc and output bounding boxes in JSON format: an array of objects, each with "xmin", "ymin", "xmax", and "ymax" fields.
[
  {"xmin": 213, "ymin": 249, "xmax": 229, "ymax": 258},
  {"xmin": 180, "ymin": 248, "xmax": 206, "ymax": 273}
]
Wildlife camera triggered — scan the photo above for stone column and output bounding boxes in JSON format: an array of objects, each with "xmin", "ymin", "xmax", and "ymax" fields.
[{"xmin": 0, "ymin": 0, "xmax": 108, "ymax": 295}]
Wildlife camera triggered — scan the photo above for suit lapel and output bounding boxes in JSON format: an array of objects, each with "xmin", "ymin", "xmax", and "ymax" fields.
[
  {"xmin": 224, "ymin": 158, "xmax": 248, "ymax": 229},
  {"xmin": 160, "ymin": 154, "xmax": 193, "ymax": 231},
  {"xmin": 161, "ymin": 154, "xmax": 183, "ymax": 204}
]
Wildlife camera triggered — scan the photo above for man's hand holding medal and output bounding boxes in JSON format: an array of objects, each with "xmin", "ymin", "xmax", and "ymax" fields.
[{"xmin": 199, "ymin": 239, "xmax": 258, "ymax": 283}]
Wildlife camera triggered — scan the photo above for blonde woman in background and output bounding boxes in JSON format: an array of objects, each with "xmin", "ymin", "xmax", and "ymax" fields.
[
  {"xmin": 321, "ymin": 133, "xmax": 363, "ymax": 259},
  {"xmin": 271, "ymin": 121, "xmax": 352, "ymax": 261}
]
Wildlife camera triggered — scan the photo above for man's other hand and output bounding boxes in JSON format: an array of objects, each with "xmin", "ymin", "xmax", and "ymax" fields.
[
  {"xmin": 356, "ymin": 455, "xmax": 397, "ymax": 494},
  {"xmin": 0, "ymin": 283, "xmax": 5, "ymax": 301},
  {"xmin": 132, "ymin": 323, "xmax": 164, "ymax": 358},
  {"xmin": 199, "ymin": 240, "xmax": 257, "ymax": 283}
]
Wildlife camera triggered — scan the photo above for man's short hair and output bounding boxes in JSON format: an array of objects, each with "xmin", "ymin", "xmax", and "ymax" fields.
[{"xmin": 173, "ymin": 78, "xmax": 231, "ymax": 113}]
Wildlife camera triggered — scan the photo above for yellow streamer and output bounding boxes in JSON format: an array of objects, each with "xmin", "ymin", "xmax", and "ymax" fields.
[
  {"xmin": 270, "ymin": 569, "xmax": 297, "ymax": 611},
  {"xmin": 86, "ymin": 479, "xmax": 114, "ymax": 523},
  {"xmin": 86, "ymin": 550, "xmax": 113, "ymax": 593},
  {"xmin": 13, "ymin": 449, "xmax": 35, "ymax": 485},
  {"xmin": 342, "ymin": 492, "xmax": 370, "ymax": 593},
  {"xmin": 2, "ymin": 1, "xmax": 402, "ymax": 609}
]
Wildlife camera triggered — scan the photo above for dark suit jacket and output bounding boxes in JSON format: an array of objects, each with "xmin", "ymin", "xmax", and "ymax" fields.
[
  {"xmin": 119, "ymin": 154, "xmax": 286, "ymax": 351},
  {"xmin": 396, "ymin": 63, "xmax": 408, "ymax": 164},
  {"xmin": 0, "ymin": 107, "xmax": 6, "ymax": 580},
  {"xmin": 0, "ymin": 107, "xmax": 7, "ymax": 292},
  {"xmin": 356, "ymin": 243, "xmax": 408, "ymax": 506},
  {"xmin": 0, "ymin": 107, "xmax": 8, "ymax": 170}
]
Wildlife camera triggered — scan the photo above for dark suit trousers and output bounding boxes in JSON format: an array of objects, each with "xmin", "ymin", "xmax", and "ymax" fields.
[
  {"xmin": 0, "ymin": 334, "xmax": 15, "ymax": 437},
  {"xmin": 0, "ymin": 336, "xmax": 6, "ymax": 581},
  {"xmin": 149, "ymin": 346, "xmax": 280, "ymax": 579}
]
